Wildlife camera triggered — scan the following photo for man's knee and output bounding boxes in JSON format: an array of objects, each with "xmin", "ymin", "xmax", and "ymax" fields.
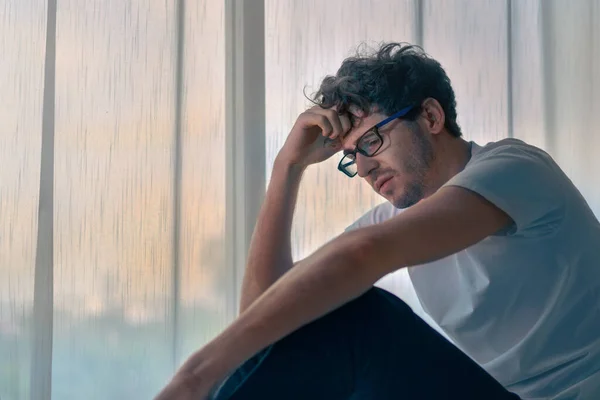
[{"xmin": 338, "ymin": 287, "xmax": 414, "ymax": 325}]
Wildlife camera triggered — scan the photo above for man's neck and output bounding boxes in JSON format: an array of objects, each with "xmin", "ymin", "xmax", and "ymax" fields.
[{"xmin": 426, "ymin": 137, "xmax": 472, "ymax": 196}]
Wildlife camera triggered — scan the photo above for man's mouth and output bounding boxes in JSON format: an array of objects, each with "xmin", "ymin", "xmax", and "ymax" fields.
[{"xmin": 375, "ymin": 176, "xmax": 393, "ymax": 192}]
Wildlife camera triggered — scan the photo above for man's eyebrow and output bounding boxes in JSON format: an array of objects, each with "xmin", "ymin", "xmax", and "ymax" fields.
[
  {"xmin": 341, "ymin": 131, "xmax": 363, "ymax": 155},
  {"xmin": 340, "ymin": 135, "xmax": 357, "ymax": 155},
  {"xmin": 339, "ymin": 112, "xmax": 369, "ymax": 155}
]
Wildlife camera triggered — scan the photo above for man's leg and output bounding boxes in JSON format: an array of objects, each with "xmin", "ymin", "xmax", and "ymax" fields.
[{"xmin": 212, "ymin": 287, "xmax": 520, "ymax": 400}]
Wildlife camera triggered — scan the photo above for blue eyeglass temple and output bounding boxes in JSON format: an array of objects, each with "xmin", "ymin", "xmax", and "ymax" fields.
[{"xmin": 375, "ymin": 105, "xmax": 414, "ymax": 128}]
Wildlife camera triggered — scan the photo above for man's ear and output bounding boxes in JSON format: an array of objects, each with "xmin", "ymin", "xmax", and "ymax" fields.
[{"xmin": 420, "ymin": 98, "xmax": 445, "ymax": 135}]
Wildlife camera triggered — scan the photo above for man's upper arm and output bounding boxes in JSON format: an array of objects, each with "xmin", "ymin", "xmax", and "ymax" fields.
[
  {"xmin": 442, "ymin": 144, "xmax": 565, "ymax": 236},
  {"xmin": 355, "ymin": 186, "xmax": 512, "ymax": 276}
]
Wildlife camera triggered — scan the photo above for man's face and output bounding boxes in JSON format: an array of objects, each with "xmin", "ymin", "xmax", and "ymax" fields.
[{"xmin": 341, "ymin": 110, "xmax": 434, "ymax": 208}]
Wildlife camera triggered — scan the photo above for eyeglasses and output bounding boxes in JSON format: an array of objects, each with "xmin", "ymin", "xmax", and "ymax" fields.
[{"xmin": 337, "ymin": 105, "xmax": 414, "ymax": 177}]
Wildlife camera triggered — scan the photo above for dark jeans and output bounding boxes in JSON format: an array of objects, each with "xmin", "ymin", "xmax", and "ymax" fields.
[{"xmin": 212, "ymin": 287, "xmax": 521, "ymax": 400}]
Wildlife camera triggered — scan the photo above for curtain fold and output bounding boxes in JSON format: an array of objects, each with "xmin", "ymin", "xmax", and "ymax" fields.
[{"xmin": 30, "ymin": 0, "xmax": 57, "ymax": 399}]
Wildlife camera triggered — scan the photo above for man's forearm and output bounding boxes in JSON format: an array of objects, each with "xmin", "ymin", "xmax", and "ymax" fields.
[{"xmin": 239, "ymin": 156, "xmax": 305, "ymax": 313}]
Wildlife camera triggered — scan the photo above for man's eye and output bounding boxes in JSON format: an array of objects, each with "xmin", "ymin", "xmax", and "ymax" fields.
[{"xmin": 359, "ymin": 133, "xmax": 381, "ymax": 150}]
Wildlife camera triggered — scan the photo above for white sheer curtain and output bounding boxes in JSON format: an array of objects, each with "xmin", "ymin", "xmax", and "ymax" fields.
[
  {"xmin": 1, "ymin": 0, "xmax": 229, "ymax": 399},
  {"xmin": 1, "ymin": 1, "xmax": 598, "ymax": 399}
]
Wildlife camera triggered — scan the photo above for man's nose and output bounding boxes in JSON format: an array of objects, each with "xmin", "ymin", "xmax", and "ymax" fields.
[{"xmin": 355, "ymin": 152, "xmax": 378, "ymax": 178}]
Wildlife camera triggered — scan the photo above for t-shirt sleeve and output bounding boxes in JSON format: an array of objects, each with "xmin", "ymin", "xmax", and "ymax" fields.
[
  {"xmin": 345, "ymin": 201, "xmax": 404, "ymax": 232},
  {"xmin": 443, "ymin": 144, "xmax": 566, "ymax": 236}
]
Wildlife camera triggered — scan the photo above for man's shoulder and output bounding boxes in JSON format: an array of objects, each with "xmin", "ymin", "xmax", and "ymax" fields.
[
  {"xmin": 467, "ymin": 138, "xmax": 559, "ymax": 175},
  {"xmin": 474, "ymin": 138, "xmax": 551, "ymax": 162}
]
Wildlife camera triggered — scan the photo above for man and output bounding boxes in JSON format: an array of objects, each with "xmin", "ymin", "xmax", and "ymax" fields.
[{"xmin": 156, "ymin": 43, "xmax": 600, "ymax": 399}]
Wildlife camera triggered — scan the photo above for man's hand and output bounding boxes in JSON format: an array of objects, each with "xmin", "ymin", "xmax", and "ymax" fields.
[
  {"xmin": 153, "ymin": 373, "xmax": 212, "ymax": 400},
  {"xmin": 154, "ymin": 351, "xmax": 224, "ymax": 400},
  {"xmin": 277, "ymin": 106, "xmax": 353, "ymax": 168}
]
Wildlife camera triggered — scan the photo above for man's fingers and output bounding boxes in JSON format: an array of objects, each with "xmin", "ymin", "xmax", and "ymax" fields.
[
  {"xmin": 312, "ymin": 114, "xmax": 334, "ymax": 137},
  {"xmin": 305, "ymin": 106, "xmax": 351, "ymax": 139},
  {"xmin": 321, "ymin": 108, "xmax": 344, "ymax": 139}
]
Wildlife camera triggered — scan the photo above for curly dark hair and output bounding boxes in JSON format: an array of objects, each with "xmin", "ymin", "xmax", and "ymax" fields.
[{"xmin": 312, "ymin": 42, "xmax": 462, "ymax": 137}]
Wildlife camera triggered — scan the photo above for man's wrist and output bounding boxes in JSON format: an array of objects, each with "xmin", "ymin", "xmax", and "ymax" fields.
[
  {"xmin": 191, "ymin": 332, "xmax": 246, "ymax": 383},
  {"xmin": 172, "ymin": 345, "xmax": 227, "ymax": 397},
  {"xmin": 274, "ymin": 153, "xmax": 307, "ymax": 177}
]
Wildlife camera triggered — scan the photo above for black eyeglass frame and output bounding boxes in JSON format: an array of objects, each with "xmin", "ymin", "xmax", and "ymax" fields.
[{"xmin": 337, "ymin": 105, "xmax": 415, "ymax": 177}]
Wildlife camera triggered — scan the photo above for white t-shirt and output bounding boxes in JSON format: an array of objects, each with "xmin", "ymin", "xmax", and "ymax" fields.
[{"xmin": 346, "ymin": 138, "xmax": 600, "ymax": 399}]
